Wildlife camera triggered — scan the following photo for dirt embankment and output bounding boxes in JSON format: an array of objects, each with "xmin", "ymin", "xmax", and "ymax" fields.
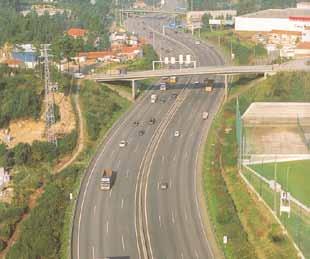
[{"xmin": 0, "ymin": 93, "xmax": 76, "ymax": 148}]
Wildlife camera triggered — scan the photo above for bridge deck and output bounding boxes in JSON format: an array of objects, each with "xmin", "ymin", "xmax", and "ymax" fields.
[{"xmin": 92, "ymin": 65, "xmax": 275, "ymax": 81}]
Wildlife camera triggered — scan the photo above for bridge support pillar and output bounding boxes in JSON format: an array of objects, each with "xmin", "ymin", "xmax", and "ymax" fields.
[
  {"xmin": 132, "ymin": 80, "xmax": 136, "ymax": 100},
  {"xmin": 224, "ymin": 74, "xmax": 228, "ymax": 101}
]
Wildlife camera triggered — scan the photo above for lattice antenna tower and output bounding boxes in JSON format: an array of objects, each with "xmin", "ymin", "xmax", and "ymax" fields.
[{"xmin": 43, "ymin": 44, "xmax": 57, "ymax": 145}]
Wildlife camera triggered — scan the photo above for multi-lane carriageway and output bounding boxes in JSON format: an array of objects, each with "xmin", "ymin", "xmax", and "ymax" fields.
[{"xmin": 72, "ymin": 12, "xmax": 226, "ymax": 259}]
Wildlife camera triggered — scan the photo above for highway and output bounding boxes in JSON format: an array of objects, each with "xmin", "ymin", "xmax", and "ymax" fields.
[{"xmin": 72, "ymin": 6, "xmax": 224, "ymax": 259}]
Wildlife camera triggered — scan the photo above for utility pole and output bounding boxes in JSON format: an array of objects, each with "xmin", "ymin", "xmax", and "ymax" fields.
[{"xmin": 43, "ymin": 44, "xmax": 57, "ymax": 145}]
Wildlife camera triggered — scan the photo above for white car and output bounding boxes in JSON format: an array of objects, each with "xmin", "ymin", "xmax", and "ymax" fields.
[
  {"xmin": 202, "ymin": 112, "xmax": 209, "ymax": 120},
  {"xmin": 73, "ymin": 72, "xmax": 85, "ymax": 79},
  {"xmin": 174, "ymin": 130, "xmax": 180, "ymax": 137},
  {"xmin": 195, "ymin": 40, "xmax": 201, "ymax": 45},
  {"xmin": 119, "ymin": 140, "xmax": 127, "ymax": 147}
]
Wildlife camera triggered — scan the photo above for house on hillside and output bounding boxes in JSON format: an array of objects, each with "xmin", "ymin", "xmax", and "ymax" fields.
[
  {"xmin": 295, "ymin": 42, "xmax": 310, "ymax": 57},
  {"xmin": 67, "ymin": 28, "xmax": 88, "ymax": 40},
  {"xmin": 116, "ymin": 46, "xmax": 143, "ymax": 61},
  {"xmin": 4, "ymin": 59, "xmax": 23, "ymax": 69},
  {"xmin": 21, "ymin": 4, "xmax": 71, "ymax": 17},
  {"xmin": 76, "ymin": 51, "xmax": 114, "ymax": 63},
  {"xmin": 12, "ymin": 44, "xmax": 38, "ymax": 69}
]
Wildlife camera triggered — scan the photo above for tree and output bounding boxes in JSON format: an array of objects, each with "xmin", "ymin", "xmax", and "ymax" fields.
[
  {"xmin": 13, "ymin": 143, "xmax": 32, "ymax": 165},
  {"xmin": 202, "ymin": 13, "xmax": 211, "ymax": 31}
]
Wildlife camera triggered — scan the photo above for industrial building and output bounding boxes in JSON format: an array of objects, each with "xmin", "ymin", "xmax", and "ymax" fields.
[
  {"xmin": 235, "ymin": 7, "xmax": 310, "ymax": 32},
  {"xmin": 186, "ymin": 10, "xmax": 237, "ymax": 29}
]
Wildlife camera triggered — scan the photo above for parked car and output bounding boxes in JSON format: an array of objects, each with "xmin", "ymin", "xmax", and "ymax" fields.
[{"xmin": 174, "ymin": 130, "xmax": 180, "ymax": 137}]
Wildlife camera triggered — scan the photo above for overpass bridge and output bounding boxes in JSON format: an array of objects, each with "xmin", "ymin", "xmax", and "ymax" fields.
[
  {"xmin": 91, "ymin": 65, "xmax": 276, "ymax": 100},
  {"xmin": 121, "ymin": 9, "xmax": 185, "ymax": 15}
]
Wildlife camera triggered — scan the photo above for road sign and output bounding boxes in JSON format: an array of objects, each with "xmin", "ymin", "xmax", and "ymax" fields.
[
  {"xmin": 185, "ymin": 55, "xmax": 191, "ymax": 64},
  {"xmin": 179, "ymin": 54, "xmax": 184, "ymax": 64}
]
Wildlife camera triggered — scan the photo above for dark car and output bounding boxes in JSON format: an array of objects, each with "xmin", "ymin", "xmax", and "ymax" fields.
[
  {"xmin": 149, "ymin": 118, "xmax": 156, "ymax": 125},
  {"xmin": 160, "ymin": 98, "xmax": 166, "ymax": 103},
  {"xmin": 138, "ymin": 130, "xmax": 145, "ymax": 136}
]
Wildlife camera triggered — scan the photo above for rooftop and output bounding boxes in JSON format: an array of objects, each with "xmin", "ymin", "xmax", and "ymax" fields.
[
  {"xmin": 67, "ymin": 28, "xmax": 88, "ymax": 37},
  {"xmin": 271, "ymin": 29, "xmax": 302, "ymax": 35},
  {"xmin": 242, "ymin": 102, "xmax": 310, "ymax": 125},
  {"xmin": 239, "ymin": 8, "xmax": 310, "ymax": 19},
  {"xmin": 296, "ymin": 41, "xmax": 310, "ymax": 49}
]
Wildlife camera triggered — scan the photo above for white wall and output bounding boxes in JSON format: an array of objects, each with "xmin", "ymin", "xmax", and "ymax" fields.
[{"xmin": 235, "ymin": 17, "xmax": 310, "ymax": 32}]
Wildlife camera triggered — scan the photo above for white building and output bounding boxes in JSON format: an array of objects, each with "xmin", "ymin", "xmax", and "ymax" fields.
[
  {"xmin": 297, "ymin": 2, "xmax": 310, "ymax": 9},
  {"xmin": 186, "ymin": 10, "xmax": 237, "ymax": 29},
  {"xmin": 235, "ymin": 8, "xmax": 310, "ymax": 32}
]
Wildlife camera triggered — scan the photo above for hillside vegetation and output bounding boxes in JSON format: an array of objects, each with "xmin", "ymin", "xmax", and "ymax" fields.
[{"xmin": 5, "ymin": 81, "xmax": 130, "ymax": 258}]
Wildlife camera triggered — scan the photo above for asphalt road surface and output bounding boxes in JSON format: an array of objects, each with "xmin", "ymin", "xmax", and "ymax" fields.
[{"xmin": 72, "ymin": 9, "xmax": 224, "ymax": 259}]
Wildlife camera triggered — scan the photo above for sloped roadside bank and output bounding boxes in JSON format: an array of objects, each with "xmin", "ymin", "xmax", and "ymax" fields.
[
  {"xmin": 201, "ymin": 73, "xmax": 304, "ymax": 259},
  {"xmin": 4, "ymin": 81, "xmax": 131, "ymax": 259}
]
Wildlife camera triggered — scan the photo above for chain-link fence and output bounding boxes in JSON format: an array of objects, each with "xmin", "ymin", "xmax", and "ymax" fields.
[
  {"xmin": 236, "ymin": 99, "xmax": 310, "ymax": 258},
  {"xmin": 241, "ymin": 165, "xmax": 309, "ymax": 258}
]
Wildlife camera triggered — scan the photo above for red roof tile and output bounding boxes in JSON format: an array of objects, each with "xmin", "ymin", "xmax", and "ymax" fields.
[
  {"xmin": 67, "ymin": 28, "xmax": 88, "ymax": 37},
  {"xmin": 296, "ymin": 42, "xmax": 310, "ymax": 49}
]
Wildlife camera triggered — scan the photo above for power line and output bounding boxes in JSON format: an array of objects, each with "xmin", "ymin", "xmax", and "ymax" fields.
[{"xmin": 42, "ymin": 44, "xmax": 57, "ymax": 145}]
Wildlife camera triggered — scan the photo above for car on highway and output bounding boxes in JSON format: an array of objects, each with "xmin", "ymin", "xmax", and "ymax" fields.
[
  {"xmin": 174, "ymin": 130, "xmax": 180, "ymax": 137},
  {"xmin": 133, "ymin": 121, "xmax": 139, "ymax": 126},
  {"xmin": 149, "ymin": 118, "xmax": 156, "ymax": 125},
  {"xmin": 138, "ymin": 130, "xmax": 145, "ymax": 136},
  {"xmin": 202, "ymin": 112, "xmax": 209, "ymax": 120},
  {"xmin": 160, "ymin": 182, "xmax": 168, "ymax": 190},
  {"xmin": 195, "ymin": 40, "xmax": 201, "ymax": 45},
  {"xmin": 119, "ymin": 140, "xmax": 127, "ymax": 147},
  {"xmin": 160, "ymin": 98, "xmax": 166, "ymax": 103}
]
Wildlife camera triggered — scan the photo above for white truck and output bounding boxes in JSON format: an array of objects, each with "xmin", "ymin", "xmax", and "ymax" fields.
[
  {"xmin": 151, "ymin": 94, "xmax": 157, "ymax": 103},
  {"xmin": 100, "ymin": 169, "xmax": 113, "ymax": 190}
]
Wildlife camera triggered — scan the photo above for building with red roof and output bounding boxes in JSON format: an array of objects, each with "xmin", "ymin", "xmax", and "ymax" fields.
[{"xmin": 67, "ymin": 28, "xmax": 88, "ymax": 39}]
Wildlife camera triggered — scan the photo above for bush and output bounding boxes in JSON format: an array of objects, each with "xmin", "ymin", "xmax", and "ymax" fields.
[
  {"xmin": 57, "ymin": 130, "xmax": 78, "ymax": 155},
  {"xmin": 0, "ymin": 239, "xmax": 6, "ymax": 251},
  {"xmin": 0, "ymin": 71, "xmax": 42, "ymax": 128}
]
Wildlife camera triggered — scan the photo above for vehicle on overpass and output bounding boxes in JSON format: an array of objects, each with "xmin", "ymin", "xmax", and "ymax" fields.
[
  {"xmin": 205, "ymin": 79, "xmax": 214, "ymax": 92},
  {"xmin": 151, "ymin": 94, "xmax": 157, "ymax": 103},
  {"xmin": 160, "ymin": 82, "xmax": 166, "ymax": 91},
  {"xmin": 169, "ymin": 76, "xmax": 177, "ymax": 84},
  {"xmin": 100, "ymin": 169, "xmax": 113, "ymax": 190}
]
